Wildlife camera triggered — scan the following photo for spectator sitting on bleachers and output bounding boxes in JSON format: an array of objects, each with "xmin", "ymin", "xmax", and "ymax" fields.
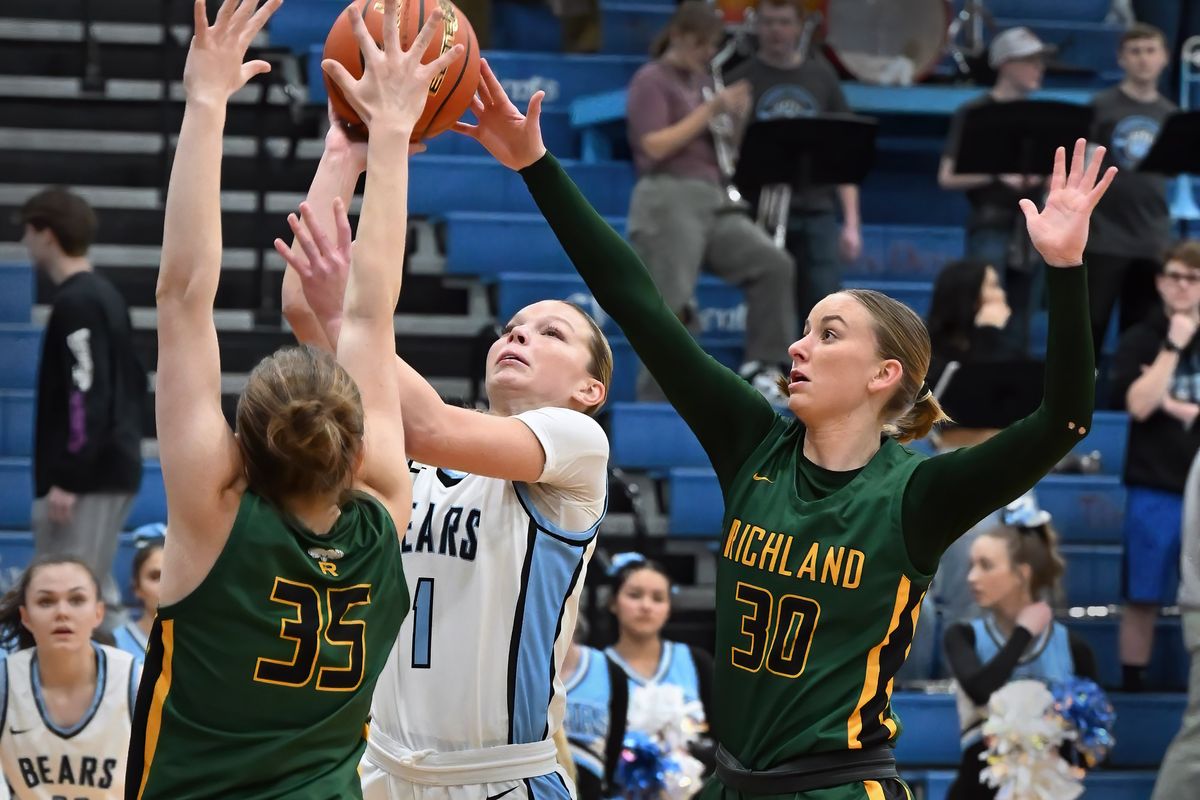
[
  {"xmin": 1150, "ymin": 446, "xmax": 1200, "ymax": 799},
  {"xmin": 943, "ymin": 502, "xmax": 1098, "ymax": 800},
  {"xmin": 625, "ymin": 1, "xmax": 796, "ymax": 400},
  {"xmin": 900, "ymin": 259, "xmax": 1031, "ymax": 683},
  {"xmin": 604, "ymin": 554, "xmax": 715, "ymax": 766},
  {"xmin": 1111, "ymin": 240, "xmax": 1200, "ymax": 691},
  {"xmin": 725, "ymin": 0, "xmax": 862, "ymax": 323},
  {"xmin": 1085, "ymin": 23, "xmax": 1175, "ymax": 360},
  {"xmin": 938, "ymin": 27, "xmax": 1055, "ymax": 347},
  {"xmin": 562, "ymin": 615, "xmax": 628, "ymax": 800},
  {"xmin": 111, "ymin": 524, "xmax": 164, "ymax": 667},
  {"xmin": 18, "ymin": 188, "xmax": 147, "ymax": 633},
  {"xmin": 1132, "ymin": 0, "xmax": 1200, "ymax": 99}
]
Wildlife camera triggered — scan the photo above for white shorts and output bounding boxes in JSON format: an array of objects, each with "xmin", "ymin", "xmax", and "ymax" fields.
[{"xmin": 361, "ymin": 763, "xmax": 577, "ymax": 800}]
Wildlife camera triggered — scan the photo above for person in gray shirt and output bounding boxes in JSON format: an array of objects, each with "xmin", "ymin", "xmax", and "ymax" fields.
[
  {"xmin": 726, "ymin": 0, "xmax": 862, "ymax": 330},
  {"xmin": 1086, "ymin": 23, "xmax": 1176, "ymax": 359},
  {"xmin": 625, "ymin": 1, "xmax": 796, "ymax": 400},
  {"xmin": 1149, "ymin": 447, "xmax": 1200, "ymax": 800}
]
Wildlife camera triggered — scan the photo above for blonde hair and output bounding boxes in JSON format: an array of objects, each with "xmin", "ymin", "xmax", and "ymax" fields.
[
  {"xmin": 235, "ymin": 345, "xmax": 364, "ymax": 508},
  {"xmin": 561, "ymin": 301, "xmax": 614, "ymax": 416},
  {"xmin": 844, "ymin": 289, "xmax": 951, "ymax": 442}
]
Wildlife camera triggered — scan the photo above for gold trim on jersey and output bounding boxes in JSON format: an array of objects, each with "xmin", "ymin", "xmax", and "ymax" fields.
[
  {"xmin": 847, "ymin": 576, "xmax": 911, "ymax": 749},
  {"xmin": 863, "ymin": 780, "xmax": 886, "ymax": 800},
  {"xmin": 137, "ymin": 619, "xmax": 174, "ymax": 800}
]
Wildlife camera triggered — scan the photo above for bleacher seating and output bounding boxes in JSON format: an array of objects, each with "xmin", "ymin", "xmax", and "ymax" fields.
[{"xmin": 0, "ymin": 1, "xmax": 1188, "ymax": 792}]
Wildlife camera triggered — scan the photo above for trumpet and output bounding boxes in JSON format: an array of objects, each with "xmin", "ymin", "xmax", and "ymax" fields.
[
  {"xmin": 756, "ymin": 9, "xmax": 824, "ymax": 248},
  {"xmin": 1170, "ymin": 35, "xmax": 1200, "ymax": 222}
]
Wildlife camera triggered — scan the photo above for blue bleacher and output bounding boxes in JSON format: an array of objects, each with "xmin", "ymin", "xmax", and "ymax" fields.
[
  {"xmin": 0, "ymin": 458, "xmax": 166, "ymax": 530},
  {"xmin": 409, "ymin": 157, "xmax": 634, "ymax": 218},
  {"xmin": 0, "ymin": 390, "xmax": 33, "ymax": 458},
  {"xmin": 0, "ymin": 265, "xmax": 33, "ymax": 324},
  {"xmin": 0, "ymin": 326, "xmax": 41, "ymax": 390}
]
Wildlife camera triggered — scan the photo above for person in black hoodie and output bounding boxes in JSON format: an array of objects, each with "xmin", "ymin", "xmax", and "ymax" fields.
[
  {"xmin": 18, "ymin": 187, "xmax": 146, "ymax": 624},
  {"xmin": 1111, "ymin": 240, "xmax": 1200, "ymax": 691}
]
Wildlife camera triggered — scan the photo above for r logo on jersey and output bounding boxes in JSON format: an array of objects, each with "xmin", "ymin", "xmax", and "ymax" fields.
[{"xmin": 308, "ymin": 547, "xmax": 344, "ymax": 576}]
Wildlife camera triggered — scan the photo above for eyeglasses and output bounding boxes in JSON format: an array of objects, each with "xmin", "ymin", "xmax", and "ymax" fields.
[{"xmin": 1162, "ymin": 271, "xmax": 1200, "ymax": 285}]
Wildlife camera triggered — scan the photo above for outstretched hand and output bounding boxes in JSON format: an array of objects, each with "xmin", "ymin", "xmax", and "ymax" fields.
[
  {"xmin": 452, "ymin": 58, "xmax": 548, "ymax": 171},
  {"xmin": 183, "ymin": 0, "xmax": 281, "ymax": 105},
  {"xmin": 273, "ymin": 199, "xmax": 353, "ymax": 334},
  {"xmin": 1019, "ymin": 138, "xmax": 1117, "ymax": 268},
  {"xmin": 322, "ymin": 0, "xmax": 464, "ymax": 136}
]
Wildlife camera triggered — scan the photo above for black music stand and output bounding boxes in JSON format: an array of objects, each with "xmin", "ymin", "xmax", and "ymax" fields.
[
  {"xmin": 1137, "ymin": 111, "xmax": 1200, "ymax": 236},
  {"xmin": 953, "ymin": 99, "xmax": 1093, "ymax": 349},
  {"xmin": 733, "ymin": 114, "xmax": 879, "ymax": 204}
]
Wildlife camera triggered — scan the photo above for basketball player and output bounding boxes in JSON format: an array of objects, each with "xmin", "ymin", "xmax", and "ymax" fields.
[
  {"xmin": 126, "ymin": 1, "xmax": 461, "ymax": 797},
  {"xmin": 0, "ymin": 557, "xmax": 140, "ymax": 799},
  {"xmin": 276, "ymin": 84, "xmax": 612, "ymax": 800},
  {"xmin": 459, "ymin": 64, "xmax": 1112, "ymax": 799}
]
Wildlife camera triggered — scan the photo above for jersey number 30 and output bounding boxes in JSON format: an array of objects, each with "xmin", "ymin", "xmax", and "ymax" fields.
[
  {"xmin": 254, "ymin": 577, "xmax": 371, "ymax": 691},
  {"xmin": 731, "ymin": 581, "xmax": 820, "ymax": 678}
]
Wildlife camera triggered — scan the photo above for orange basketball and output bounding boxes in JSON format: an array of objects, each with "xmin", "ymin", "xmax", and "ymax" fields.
[{"xmin": 323, "ymin": 0, "xmax": 481, "ymax": 140}]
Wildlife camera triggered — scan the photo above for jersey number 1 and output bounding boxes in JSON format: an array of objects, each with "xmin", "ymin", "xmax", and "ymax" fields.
[
  {"xmin": 411, "ymin": 577, "xmax": 434, "ymax": 668},
  {"xmin": 254, "ymin": 577, "xmax": 372, "ymax": 691},
  {"xmin": 731, "ymin": 581, "xmax": 820, "ymax": 678}
]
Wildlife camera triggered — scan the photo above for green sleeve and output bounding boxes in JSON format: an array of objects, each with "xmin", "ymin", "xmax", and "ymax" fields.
[
  {"xmin": 519, "ymin": 153, "xmax": 777, "ymax": 491},
  {"xmin": 902, "ymin": 265, "xmax": 1096, "ymax": 573}
]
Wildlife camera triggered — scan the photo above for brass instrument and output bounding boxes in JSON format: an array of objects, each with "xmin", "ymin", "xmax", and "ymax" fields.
[{"xmin": 704, "ymin": 26, "xmax": 750, "ymax": 210}]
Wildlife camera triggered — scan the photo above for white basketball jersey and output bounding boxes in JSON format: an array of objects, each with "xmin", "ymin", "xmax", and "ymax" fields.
[
  {"xmin": 371, "ymin": 408, "xmax": 608, "ymax": 757},
  {"xmin": 0, "ymin": 644, "xmax": 138, "ymax": 799}
]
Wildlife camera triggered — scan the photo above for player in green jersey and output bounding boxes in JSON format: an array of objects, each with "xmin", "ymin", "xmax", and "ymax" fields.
[
  {"xmin": 126, "ymin": 2, "xmax": 462, "ymax": 797},
  {"xmin": 454, "ymin": 69, "xmax": 1114, "ymax": 799}
]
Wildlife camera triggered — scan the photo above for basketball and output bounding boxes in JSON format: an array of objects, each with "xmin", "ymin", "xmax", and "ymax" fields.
[{"xmin": 323, "ymin": 0, "xmax": 481, "ymax": 140}]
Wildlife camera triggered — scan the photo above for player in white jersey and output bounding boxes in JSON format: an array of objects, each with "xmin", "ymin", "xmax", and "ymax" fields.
[
  {"xmin": 0, "ymin": 557, "xmax": 140, "ymax": 799},
  {"xmin": 276, "ymin": 113, "xmax": 614, "ymax": 800}
]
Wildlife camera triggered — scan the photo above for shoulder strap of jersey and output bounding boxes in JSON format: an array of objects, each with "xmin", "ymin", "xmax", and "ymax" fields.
[{"xmin": 603, "ymin": 654, "xmax": 629, "ymax": 791}]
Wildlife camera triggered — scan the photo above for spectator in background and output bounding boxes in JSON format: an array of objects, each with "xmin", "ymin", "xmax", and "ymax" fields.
[
  {"xmin": 939, "ymin": 27, "xmax": 1055, "ymax": 345},
  {"xmin": 626, "ymin": 0, "xmax": 795, "ymax": 400},
  {"xmin": 1110, "ymin": 241, "xmax": 1200, "ymax": 691},
  {"xmin": 18, "ymin": 188, "xmax": 146, "ymax": 629},
  {"xmin": 1086, "ymin": 23, "xmax": 1175, "ymax": 359},
  {"xmin": 726, "ymin": 0, "xmax": 862, "ymax": 322},
  {"xmin": 1132, "ymin": 0, "xmax": 1200, "ymax": 100},
  {"xmin": 1150, "ymin": 448, "xmax": 1200, "ymax": 800},
  {"xmin": 900, "ymin": 259, "xmax": 1027, "ymax": 682},
  {"xmin": 943, "ymin": 508, "xmax": 1098, "ymax": 800}
]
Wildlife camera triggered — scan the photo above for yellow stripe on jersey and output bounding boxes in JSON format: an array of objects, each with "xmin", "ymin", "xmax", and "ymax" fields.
[
  {"xmin": 847, "ymin": 576, "xmax": 911, "ymax": 749},
  {"xmin": 137, "ymin": 619, "xmax": 175, "ymax": 800},
  {"xmin": 863, "ymin": 780, "xmax": 886, "ymax": 800}
]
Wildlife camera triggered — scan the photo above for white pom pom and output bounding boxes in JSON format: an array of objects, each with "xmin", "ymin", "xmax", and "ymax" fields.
[{"xmin": 979, "ymin": 681, "xmax": 1084, "ymax": 800}]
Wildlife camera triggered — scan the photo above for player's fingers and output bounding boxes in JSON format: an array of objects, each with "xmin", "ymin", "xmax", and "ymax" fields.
[
  {"xmin": 232, "ymin": 0, "xmax": 259, "ymax": 27},
  {"xmin": 424, "ymin": 42, "xmax": 463, "ymax": 78},
  {"xmin": 215, "ymin": 0, "xmax": 238, "ymax": 26},
  {"xmin": 245, "ymin": 0, "xmax": 283, "ymax": 40},
  {"xmin": 322, "ymin": 59, "xmax": 361, "ymax": 104},
  {"xmin": 333, "ymin": 197, "xmax": 354, "ymax": 259},
  {"xmin": 1087, "ymin": 165, "xmax": 1118, "ymax": 209},
  {"xmin": 1018, "ymin": 197, "xmax": 1039, "ymax": 227},
  {"xmin": 288, "ymin": 212, "xmax": 325, "ymax": 268},
  {"xmin": 1066, "ymin": 137, "xmax": 1086, "ymax": 188},
  {"xmin": 381, "ymin": 0, "xmax": 401, "ymax": 54},
  {"xmin": 1082, "ymin": 144, "xmax": 1106, "ymax": 189},
  {"xmin": 451, "ymin": 121, "xmax": 480, "ymax": 140},
  {"xmin": 1049, "ymin": 145, "xmax": 1066, "ymax": 192},
  {"xmin": 273, "ymin": 237, "xmax": 310, "ymax": 277},
  {"xmin": 241, "ymin": 60, "xmax": 272, "ymax": 82},
  {"xmin": 408, "ymin": 7, "xmax": 444, "ymax": 59},
  {"xmin": 480, "ymin": 58, "xmax": 507, "ymax": 106},
  {"xmin": 193, "ymin": 0, "xmax": 209, "ymax": 41},
  {"xmin": 526, "ymin": 90, "xmax": 544, "ymax": 123},
  {"xmin": 347, "ymin": 5, "xmax": 379, "ymax": 63}
]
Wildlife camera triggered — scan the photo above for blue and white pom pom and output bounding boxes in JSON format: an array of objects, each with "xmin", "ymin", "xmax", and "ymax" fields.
[{"xmin": 1052, "ymin": 677, "xmax": 1116, "ymax": 768}]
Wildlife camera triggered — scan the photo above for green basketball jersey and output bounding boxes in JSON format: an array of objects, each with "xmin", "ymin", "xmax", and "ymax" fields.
[
  {"xmin": 714, "ymin": 417, "xmax": 932, "ymax": 771},
  {"xmin": 128, "ymin": 491, "xmax": 409, "ymax": 800}
]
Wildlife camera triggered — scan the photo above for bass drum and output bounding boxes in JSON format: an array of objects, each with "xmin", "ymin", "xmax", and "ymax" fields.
[
  {"xmin": 821, "ymin": 0, "xmax": 950, "ymax": 85},
  {"xmin": 714, "ymin": 0, "xmax": 827, "ymax": 26}
]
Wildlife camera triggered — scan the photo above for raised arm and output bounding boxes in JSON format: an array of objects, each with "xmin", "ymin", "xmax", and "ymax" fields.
[
  {"xmin": 454, "ymin": 60, "xmax": 777, "ymax": 491},
  {"xmin": 903, "ymin": 140, "xmax": 1116, "ymax": 573},
  {"xmin": 320, "ymin": 0, "xmax": 463, "ymax": 516},
  {"xmin": 155, "ymin": 0, "xmax": 279, "ymax": 564},
  {"xmin": 279, "ymin": 202, "xmax": 585, "ymax": 483}
]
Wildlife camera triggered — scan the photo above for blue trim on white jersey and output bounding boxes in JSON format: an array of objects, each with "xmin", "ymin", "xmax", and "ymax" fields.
[
  {"xmin": 512, "ymin": 483, "xmax": 606, "ymax": 543},
  {"xmin": 511, "ymin": 530, "xmax": 590, "ymax": 742},
  {"xmin": 32, "ymin": 642, "xmax": 107, "ymax": 739}
]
